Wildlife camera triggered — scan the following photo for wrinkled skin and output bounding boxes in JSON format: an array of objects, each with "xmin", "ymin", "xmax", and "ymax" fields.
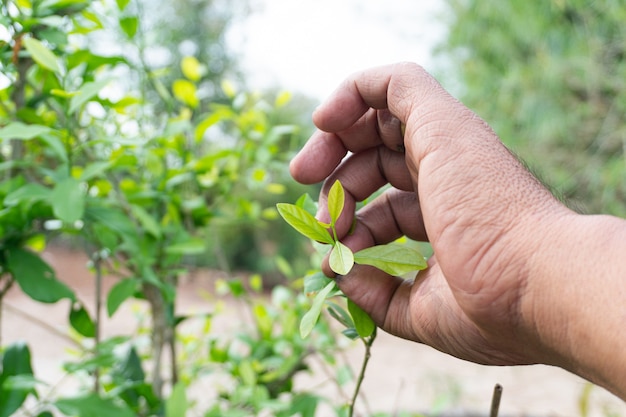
[{"xmin": 290, "ymin": 62, "xmax": 626, "ymax": 399}]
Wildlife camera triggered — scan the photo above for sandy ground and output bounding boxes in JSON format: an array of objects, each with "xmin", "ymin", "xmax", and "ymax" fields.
[{"xmin": 2, "ymin": 246, "xmax": 625, "ymax": 417}]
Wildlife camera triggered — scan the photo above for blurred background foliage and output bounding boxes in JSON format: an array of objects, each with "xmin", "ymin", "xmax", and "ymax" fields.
[
  {"xmin": 439, "ymin": 0, "xmax": 626, "ymax": 216},
  {"xmin": 2, "ymin": 0, "xmax": 626, "ymax": 415}
]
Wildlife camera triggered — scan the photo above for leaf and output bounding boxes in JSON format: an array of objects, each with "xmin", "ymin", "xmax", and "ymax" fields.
[
  {"xmin": 181, "ymin": 56, "xmax": 202, "ymax": 81},
  {"xmin": 119, "ymin": 16, "xmax": 138, "ymax": 38},
  {"xmin": 165, "ymin": 382, "xmax": 188, "ymax": 417},
  {"xmin": 326, "ymin": 301, "xmax": 354, "ymax": 329},
  {"xmin": 116, "ymin": 0, "xmax": 130, "ymax": 10},
  {"xmin": 354, "ymin": 242, "xmax": 427, "ymax": 276},
  {"xmin": 6, "ymin": 248, "xmax": 75, "ymax": 303},
  {"xmin": 295, "ymin": 193, "xmax": 317, "ymax": 216},
  {"xmin": 69, "ymin": 302, "xmax": 95, "ymax": 338},
  {"xmin": 4, "ymin": 183, "xmax": 51, "ymax": 206},
  {"xmin": 347, "ymin": 299, "xmax": 376, "ymax": 338},
  {"xmin": 276, "ymin": 203, "xmax": 334, "ymax": 244},
  {"xmin": 0, "ymin": 122, "xmax": 51, "ymax": 140},
  {"xmin": 51, "ymin": 177, "xmax": 85, "ymax": 223},
  {"xmin": 300, "ymin": 281, "xmax": 335, "ymax": 339},
  {"xmin": 22, "ymin": 37, "xmax": 62, "ymax": 73},
  {"xmin": 0, "ymin": 342, "xmax": 34, "ymax": 417},
  {"xmin": 130, "ymin": 204, "xmax": 161, "ymax": 238},
  {"xmin": 69, "ymin": 79, "xmax": 111, "ymax": 114},
  {"xmin": 55, "ymin": 393, "xmax": 135, "ymax": 417},
  {"xmin": 327, "ymin": 179, "xmax": 344, "ymax": 225},
  {"xmin": 172, "ymin": 79, "xmax": 198, "ymax": 108},
  {"xmin": 329, "ymin": 241, "xmax": 354, "ymax": 275},
  {"xmin": 165, "ymin": 239, "xmax": 206, "ymax": 255},
  {"xmin": 303, "ymin": 271, "xmax": 332, "ymax": 295},
  {"xmin": 79, "ymin": 161, "xmax": 112, "ymax": 181},
  {"xmin": 107, "ymin": 279, "xmax": 139, "ymax": 317}
]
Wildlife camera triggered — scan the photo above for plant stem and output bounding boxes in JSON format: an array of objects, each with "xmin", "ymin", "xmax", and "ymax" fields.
[
  {"xmin": 490, "ymin": 383, "xmax": 503, "ymax": 417},
  {"xmin": 348, "ymin": 328, "xmax": 376, "ymax": 417},
  {"xmin": 92, "ymin": 252, "xmax": 103, "ymax": 394}
]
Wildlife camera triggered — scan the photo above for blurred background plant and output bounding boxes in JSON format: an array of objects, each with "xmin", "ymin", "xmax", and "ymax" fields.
[{"xmin": 439, "ymin": 0, "xmax": 626, "ymax": 216}]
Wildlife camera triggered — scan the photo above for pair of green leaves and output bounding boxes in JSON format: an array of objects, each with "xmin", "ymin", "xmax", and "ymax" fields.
[
  {"xmin": 276, "ymin": 180, "xmax": 427, "ymax": 277},
  {"xmin": 277, "ymin": 180, "xmax": 427, "ymax": 339}
]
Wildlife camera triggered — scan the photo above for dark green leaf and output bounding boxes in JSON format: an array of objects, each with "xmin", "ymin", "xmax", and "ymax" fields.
[
  {"xmin": 347, "ymin": 299, "xmax": 376, "ymax": 338},
  {"xmin": 276, "ymin": 203, "xmax": 334, "ymax": 244},
  {"xmin": 354, "ymin": 243, "xmax": 427, "ymax": 276},
  {"xmin": 69, "ymin": 303, "xmax": 95, "ymax": 338},
  {"xmin": 107, "ymin": 279, "xmax": 139, "ymax": 317},
  {"xmin": 6, "ymin": 248, "xmax": 75, "ymax": 303},
  {"xmin": 0, "ymin": 342, "xmax": 34, "ymax": 417}
]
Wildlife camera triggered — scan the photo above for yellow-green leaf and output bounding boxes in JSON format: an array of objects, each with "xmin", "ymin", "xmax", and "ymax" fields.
[
  {"xmin": 354, "ymin": 243, "xmax": 427, "ymax": 276},
  {"xmin": 327, "ymin": 179, "xmax": 345, "ymax": 225},
  {"xmin": 329, "ymin": 241, "xmax": 354, "ymax": 275},
  {"xmin": 181, "ymin": 56, "xmax": 202, "ymax": 81},
  {"xmin": 300, "ymin": 281, "xmax": 335, "ymax": 338},
  {"xmin": 172, "ymin": 79, "xmax": 198, "ymax": 108},
  {"xmin": 276, "ymin": 203, "xmax": 334, "ymax": 245},
  {"xmin": 23, "ymin": 37, "xmax": 62, "ymax": 73}
]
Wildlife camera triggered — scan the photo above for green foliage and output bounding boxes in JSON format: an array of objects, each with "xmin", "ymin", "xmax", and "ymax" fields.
[
  {"xmin": 0, "ymin": 343, "xmax": 35, "ymax": 417},
  {"xmin": 439, "ymin": 0, "xmax": 626, "ymax": 215},
  {"xmin": 0, "ymin": 0, "xmax": 328, "ymax": 416}
]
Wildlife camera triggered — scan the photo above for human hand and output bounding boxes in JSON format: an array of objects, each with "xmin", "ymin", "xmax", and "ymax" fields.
[{"xmin": 289, "ymin": 62, "xmax": 572, "ymax": 367}]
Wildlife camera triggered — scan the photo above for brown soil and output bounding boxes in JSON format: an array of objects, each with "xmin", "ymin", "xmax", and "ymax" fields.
[{"xmin": 3, "ymin": 246, "xmax": 624, "ymax": 417}]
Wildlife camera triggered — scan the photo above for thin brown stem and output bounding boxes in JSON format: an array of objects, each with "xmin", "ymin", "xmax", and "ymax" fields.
[{"xmin": 490, "ymin": 383, "xmax": 503, "ymax": 417}]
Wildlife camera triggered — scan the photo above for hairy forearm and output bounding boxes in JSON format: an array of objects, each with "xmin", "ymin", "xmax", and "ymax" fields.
[{"xmin": 527, "ymin": 211, "xmax": 626, "ymax": 399}]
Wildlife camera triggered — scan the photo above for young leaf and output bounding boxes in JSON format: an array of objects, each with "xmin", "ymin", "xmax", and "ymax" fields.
[
  {"xmin": 354, "ymin": 242, "xmax": 427, "ymax": 276},
  {"xmin": 300, "ymin": 281, "xmax": 335, "ymax": 338},
  {"xmin": 327, "ymin": 179, "xmax": 345, "ymax": 225},
  {"xmin": 329, "ymin": 241, "xmax": 354, "ymax": 276},
  {"xmin": 276, "ymin": 203, "xmax": 334, "ymax": 244},
  {"xmin": 347, "ymin": 299, "xmax": 376, "ymax": 338}
]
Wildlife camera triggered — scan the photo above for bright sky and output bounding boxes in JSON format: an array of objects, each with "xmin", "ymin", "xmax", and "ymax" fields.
[{"xmin": 228, "ymin": 0, "xmax": 447, "ymax": 100}]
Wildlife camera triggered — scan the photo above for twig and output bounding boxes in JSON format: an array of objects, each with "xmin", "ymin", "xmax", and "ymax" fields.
[
  {"xmin": 3, "ymin": 302, "xmax": 81, "ymax": 348},
  {"xmin": 490, "ymin": 383, "xmax": 503, "ymax": 417},
  {"xmin": 348, "ymin": 329, "xmax": 376, "ymax": 417}
]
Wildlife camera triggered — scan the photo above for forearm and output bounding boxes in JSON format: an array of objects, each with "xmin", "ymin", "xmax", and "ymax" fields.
[{"xmin": 527, "ymin": 211, "xmax": 626, "ymax": 399}]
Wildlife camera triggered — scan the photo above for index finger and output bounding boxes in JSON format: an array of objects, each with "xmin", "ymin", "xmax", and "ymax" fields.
[{"xmin": 290, "ymin": 62, "xmax": 441, "ymax": 184}]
